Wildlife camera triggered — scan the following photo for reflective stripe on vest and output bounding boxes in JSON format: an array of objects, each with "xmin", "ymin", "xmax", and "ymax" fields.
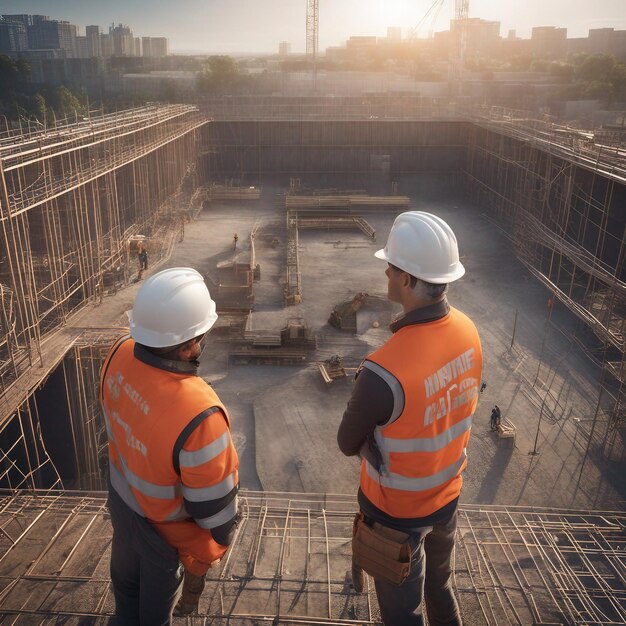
[
  {"xmin": 379, "ymin": 415, "xmax": 473, "ymax": 454},
  {"xmin": 182, "ymin": 470, "xmax": 237, "ymax": 502},
  {"xmin": 195, "ymin": 495, "xmax": 238, "ymax": 529},
  {"xmin": 104, "ymin": 405, "xmax": 178, "ymax": 505},
  {"xmin": 179, "ymin": 430, "xmax": 231, "ymax": 468},
  {"xmin": 109, "ymin": 457, "xmax": 145, "ymax": 517},
  {"xmin": 365, "ymin": 449, "xmax": 467, "ymax": 491}
]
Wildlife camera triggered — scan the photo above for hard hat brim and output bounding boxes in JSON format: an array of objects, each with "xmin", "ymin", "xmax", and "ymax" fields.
[{"xmin": 374, "ymin": 248, "xmax": 389, "ymax": 262}]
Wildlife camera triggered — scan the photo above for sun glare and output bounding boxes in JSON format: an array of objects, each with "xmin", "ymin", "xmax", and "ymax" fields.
[{"xmin": 370, "ymin": 0, "xmax": 414, "ymax": 32}]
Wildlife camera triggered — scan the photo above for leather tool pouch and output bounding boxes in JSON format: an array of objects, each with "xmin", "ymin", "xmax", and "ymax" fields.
[{"xmin": 352, "ymin": 512, "xmax": 411, "ymax": 585}]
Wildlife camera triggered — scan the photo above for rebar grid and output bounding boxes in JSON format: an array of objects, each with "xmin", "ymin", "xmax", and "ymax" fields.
[{"xmin": 0, "ymin": 491, "xmax": 621, "ymax": 624}]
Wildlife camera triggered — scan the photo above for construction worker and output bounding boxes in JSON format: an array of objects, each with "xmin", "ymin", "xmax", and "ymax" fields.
[
  {"xmin": 232, "ymin": 232, "xmax": 239, "ymax": 250},
  {"xmin": 137, "ymin": 241, "xmax": 148, "ymax": 280},
  {"xmin": 338, "ymin": 212, "xmax": 482, "ymax": 626},
  {"xmin": 490, "ymin": 405, "xmax": 502, "ymax": 431},
  {"xmin": 100, "ymin": 267, "xmax": 239, "ymax": 623}
]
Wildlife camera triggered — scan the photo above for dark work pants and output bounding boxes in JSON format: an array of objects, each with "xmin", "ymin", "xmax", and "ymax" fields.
[
  {"xmin": 374, "ymin": 508, "xmax": 461, "ymax": 626},
  {"xmin": 108, "ymin": 487, "xmax": 183, "ymax": 626}
]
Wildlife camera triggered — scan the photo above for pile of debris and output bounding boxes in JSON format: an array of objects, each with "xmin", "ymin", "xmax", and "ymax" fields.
[
  {"xmin": 329, "ymin": 293, "xmax": 368, "ymax": 333},
  {"xmin": 317, "ymin": 355, "xmax": 347, "ymax": 383}
]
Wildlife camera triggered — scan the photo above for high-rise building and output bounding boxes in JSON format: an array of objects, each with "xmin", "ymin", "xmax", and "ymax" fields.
[
  {"xmin": 1, "ymin": 13, "xmax": 171, "ymax": 60},
  {"xmin": 142, "ymin": 36, "xmax": 152, "ymax": 57},
  {"xmin": 100, "ymin": 33, "xmax": 113, "ymax": 57},
  {"xmin": 0, "ymin": 17, "xmax": 28, "ymax": 52},
  {"xmin": 279, "ymin": 41, "xmax": 291, "ymax": 57},
  {"xmin": 58, "ymin": 21, "xmax": 77, "ymax": 57},
  {"xmin": 1, "ymin": 14, "xmax": 31, "ymax": 27},
  {"xmin": 86, "ymin": 25, "xmax": 101, "ymax": 57},
  {"xmin": 531, "ymin": 26, "xmax": 567, "ymax": 59},
  {"xmin": 346, "ymin": 36, "xmax": 377, "ymax": 60},
  {"xmin": 588, "ymin": 28, "xmax": 614, "ymax": 55},
  {"xmin": 75, "ymin": 35, "xmax": 88, "ymax": 59},
  {"xmin": 612, "ymin": 30, "xmax": 626, "ymax": 60},
  {"xmin": 28, "ymin": 15, "xmax": 60, "ymax": 50},
  {"xmin": 150, "ymin": 37, "xmax": 169, "ymax": 57},
  {"xmin": 110, "ymin": 23, "xmax": 134, "ymax": 56},
  {"xmin": 455, "ymin": 18, "xmax": 500, "ymax": 54},
  {"xmin": 140, "ymin": 36, "xmax": 168, "ymax": 58}
]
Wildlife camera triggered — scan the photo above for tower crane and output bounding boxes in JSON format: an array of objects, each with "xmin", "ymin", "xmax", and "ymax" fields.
[
  {"xmin": 407, "ymin": 0, "xmax": 468, "ymax": 83},
  {"xmin": 451, "ymin": 0, "xmax": 469, "ymax": 86},
  {"xmin": 407, "ymin": 0, "xmax": 445, "ymax": 40}
]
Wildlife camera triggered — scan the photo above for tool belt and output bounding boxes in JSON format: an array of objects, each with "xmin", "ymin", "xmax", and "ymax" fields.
[{"xmin": 352, "ymin": 512, "xmax": 411, "ymax": 586}]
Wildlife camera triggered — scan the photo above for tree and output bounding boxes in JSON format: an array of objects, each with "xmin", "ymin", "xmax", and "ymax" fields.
[
  {"xmin": 609, "ymin": 62, "xmax": 626, "ymax": 101},
  {"xmin": 576, "ymin": 54, "xmax": 615, "ymax": 83},
  {"xmin": 0, "ymin": 55, "xmax": 30, "ymax": 102},
  {"xmin": 197, "ymin": 56, "xmax": 241, "ymax": 92},
  {"xmin": 51, "ymin": 86, "xmax": 85, "ymax": 120},
  {"xmin": 159, "ymin": 78, "xmax": 178, "ymax": 102},
  {"xmin": 549, "ymin": 62, "xmax": 574, "ymax": 82},
  {"xmin": 33, "ymin": 94, "xmax": 47, "ymax": 123}
]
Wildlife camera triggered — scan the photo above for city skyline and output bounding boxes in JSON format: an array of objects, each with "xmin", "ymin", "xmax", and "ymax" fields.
[{"xmin": 1, "ymin": 0, "xmax": 625, "ymax": 54}]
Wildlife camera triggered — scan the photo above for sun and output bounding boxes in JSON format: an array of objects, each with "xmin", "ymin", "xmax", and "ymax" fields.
[{"xmin": 366, "ymin": 0, "xmax": 422, "ymax": 33}]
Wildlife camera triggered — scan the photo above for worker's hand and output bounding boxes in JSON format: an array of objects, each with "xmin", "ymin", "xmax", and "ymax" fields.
[
  {"xmin": 209, "ymin": 558, "xmax": 221, "ymax": 569},
  {"xmin": 358, "ymin": 436, "xmax": 383, "ymax": 472}
]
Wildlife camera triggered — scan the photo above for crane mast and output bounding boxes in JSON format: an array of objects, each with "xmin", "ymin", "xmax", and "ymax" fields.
[
  {"xmin": 306, "ymin": 0, "xmax": 319, "ymax": 82},
  {"xmin": 306, "ymin": 0, "xmax": 319, "ymax": 60},
  {"xmin": 451, "ymin": 0, "xmax": 469, "ymax": 89}
]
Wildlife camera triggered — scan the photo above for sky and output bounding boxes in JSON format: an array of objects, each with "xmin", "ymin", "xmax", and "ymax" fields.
[{"xmin": 1, "ymin": 0, "xmax": 625, "ymax": 54}]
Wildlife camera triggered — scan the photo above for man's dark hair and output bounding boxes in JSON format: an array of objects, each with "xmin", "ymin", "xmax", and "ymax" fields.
[
  {"xmin": 144, "ymin": 334, "xmax": 204, "ymax": 360},
  {"xmin": 418, "ymin": 280, "xmax": 447, "ymax": 299}
]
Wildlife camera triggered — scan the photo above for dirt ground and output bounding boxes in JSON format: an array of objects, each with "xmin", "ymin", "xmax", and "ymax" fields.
[{"xmin": 76, "ymin": 192, "xmax": 626, "ymax": 510}]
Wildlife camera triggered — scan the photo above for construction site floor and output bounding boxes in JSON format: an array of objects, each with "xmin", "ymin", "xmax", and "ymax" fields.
[
  {"xmin": 47, "ymin": 195, "xmax": 626, "ymax": 506},
  {"xmin": 186, "ymin": 198, "xmax": 624, "ymax": 510},
  {"xmin": 0, "ymin": 490, "xmax": 622, "ymax": 625}
]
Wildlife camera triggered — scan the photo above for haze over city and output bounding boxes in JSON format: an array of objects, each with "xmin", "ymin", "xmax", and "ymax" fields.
[{"xmin": 1, "ymin": 0, "xmax": 626, "ymax": 53}]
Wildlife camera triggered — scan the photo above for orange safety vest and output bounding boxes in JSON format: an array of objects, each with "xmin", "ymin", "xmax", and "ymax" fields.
[
  {"xmin": 100, "ymin": 336, "xmax": 239, "ymax": 574},
  {"xmin": 360, "ymin": 307, "xmax": 482, "ymax": 519}
]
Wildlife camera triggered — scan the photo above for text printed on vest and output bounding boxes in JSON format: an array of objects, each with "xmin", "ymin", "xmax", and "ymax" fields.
[
  {"xmin": 423, "ymin": 348, "xmax": 478, "ymax": 426},
  {"xmin": 110, "ymin": 409, "xmax": 148, "ymax": 457},
  {"xmin": 107, "ymin": 369, "xmax": 151, "ymax": 416},
  {"xmin": 424, "ymin": 348, "xmax": 476, "ymax": 399}
]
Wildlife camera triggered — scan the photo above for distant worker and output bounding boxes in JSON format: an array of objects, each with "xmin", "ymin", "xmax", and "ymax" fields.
[
  {"xmin": 100, "ymin": 267, "xmax": 240, "ymax": 622},
  {"xmin": 490, "ymin": 405, "xmax": 502, "ymax": 432},
  {"xmin": 232, "ymin": 232, "xmax": 239, "ymax": 251},
  {"xmin": 137, "ymin": 242, "xmax": 148, "ymax": 280},
  {"xmin": 338, "ymin": 212, "xmax": 483, "ymax": 626}
]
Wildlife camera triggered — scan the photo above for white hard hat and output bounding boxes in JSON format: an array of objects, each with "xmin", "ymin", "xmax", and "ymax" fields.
[
  {"xmin": 129, "ymin": 267, "xmax": 218, "ymax": 348},
  {"xmin": 375, "ymin": 211, "xmax": 465, "ymax": 284}
]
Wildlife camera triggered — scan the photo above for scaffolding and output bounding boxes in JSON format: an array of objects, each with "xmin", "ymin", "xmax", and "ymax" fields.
[
  {"xmin": 0, "ymin": 328, "xmax": 124, "ymax": 493},
  {"xmin": 0, "ymin": 104, "xmax": 207, "ymax": 394},
  {"xmin": 0, "ymin": 490, "xmax": 622, "ymax": 624},
  {"xmin": 465, "ymin": 118, "xmax": 626, "ymax": 463}
]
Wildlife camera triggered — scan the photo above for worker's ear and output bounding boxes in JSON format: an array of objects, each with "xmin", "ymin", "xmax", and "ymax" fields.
[
  {"xmin": 401, "ymin": 271, "xmax": 412, "ymax": 289},
  {"xmin": 177, "ymin": 338, "xmax": 197, "ymax": 361}
]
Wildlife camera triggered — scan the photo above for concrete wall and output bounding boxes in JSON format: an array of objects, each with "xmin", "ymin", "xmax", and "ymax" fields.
[{"xmin": 203, "ymin": 120, "xmax": 469, "ymax": 198}]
